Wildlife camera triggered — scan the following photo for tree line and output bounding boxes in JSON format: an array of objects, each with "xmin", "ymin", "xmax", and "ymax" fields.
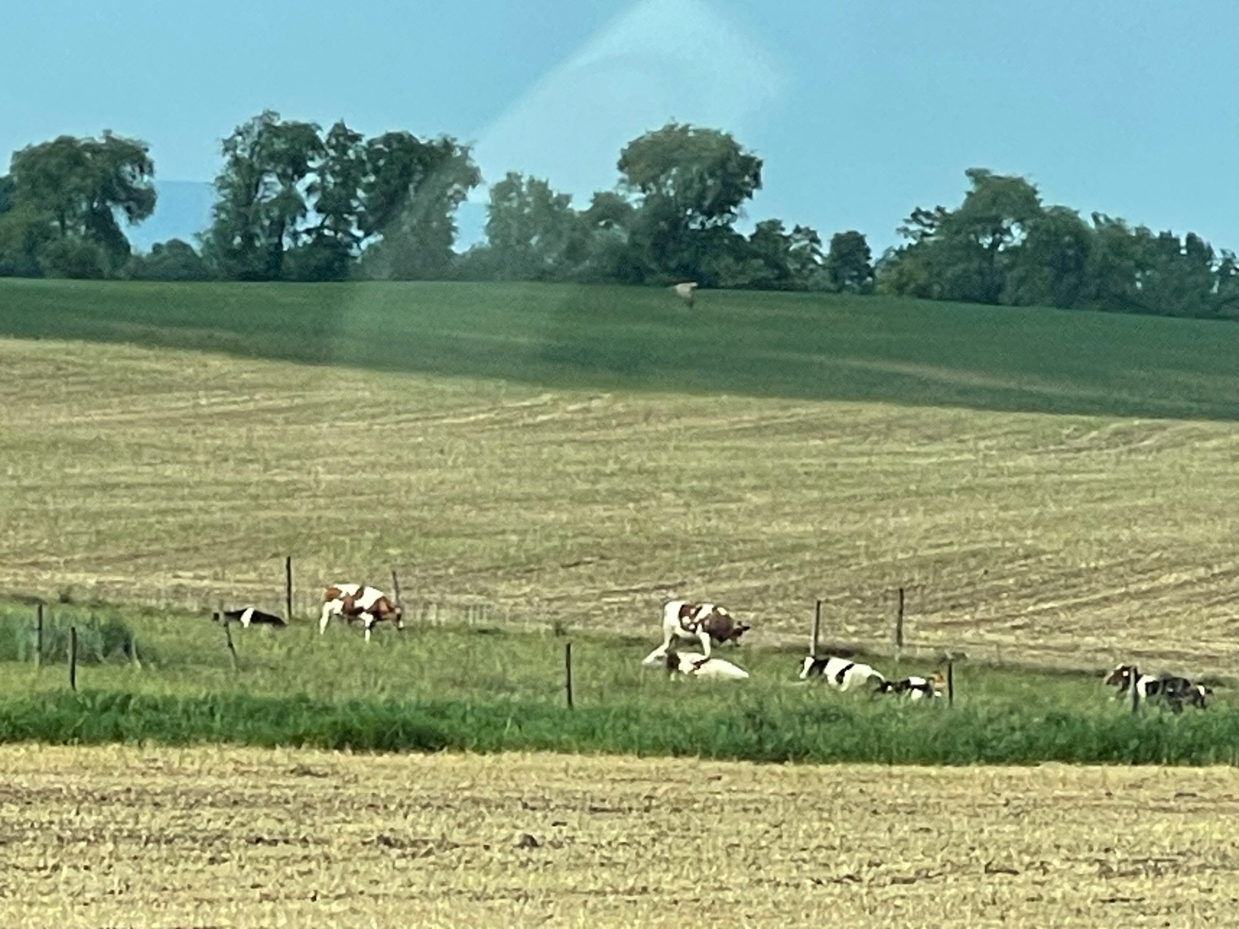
[{"xmin": 1, "ymin": 113, "xmax": 1234, "ymax": 321}]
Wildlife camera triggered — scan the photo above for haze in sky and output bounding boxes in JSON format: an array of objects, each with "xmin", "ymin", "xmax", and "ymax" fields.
[{"xmin": 3, "ymin": 0, "xmax": 1235, "ymax": 255}]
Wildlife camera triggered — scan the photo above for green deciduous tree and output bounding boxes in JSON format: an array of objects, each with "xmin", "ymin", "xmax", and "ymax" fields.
[
  {"xmin": 617, "ymin": 122, "xmax": 762, "ymax": 283},
  {"xmin": 1, "ymin": 132, "xmax": 155, "ymax": 277},
  {"xmin": 482, "ymin": 172, "xmax": 582, "ymax": 280},
  {"xmin": 824, "ymin": 230, "xmax": 873, "ymax": 293},
  {"xmin": 202, "ymin": 111, "xmax": 324, "ymax": 280},
  {"xmin": 357, "ymin": 132, "xmax": 480, "ymax": 280}
]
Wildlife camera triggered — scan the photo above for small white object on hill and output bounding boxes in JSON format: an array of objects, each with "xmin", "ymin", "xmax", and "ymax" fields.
[{"xmin": 672, "ymin": 281, "xmax": 698, "ymax": 307}]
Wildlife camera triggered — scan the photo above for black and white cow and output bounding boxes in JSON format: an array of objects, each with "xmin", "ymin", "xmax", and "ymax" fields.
[
  {"xmin": 1104, "ymin": 664, "xmax": 1210, "ymax": 711},
  {"xmin": 215, "ymin": 606, "xmax": 286, "ymax": 628},
  {"xmin": 660, "ymin": 600, "xmax": 750, "ymax": 659},
  {"xmin": 875, "ymin": 671, "xmax": 945, "ymax": 700},
  {"xmin": 798, "ymin": 655, "xmax": 885, "ymax": 691}
]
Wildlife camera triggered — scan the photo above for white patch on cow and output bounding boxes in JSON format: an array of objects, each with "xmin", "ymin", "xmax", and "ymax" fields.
[
  {"xmin": 239, "ymin": 606, "xmax": 255, "ymax": 628},
  {"xmin": 666, "ymin": 651, "xmax": 749, "ymax": 681}
]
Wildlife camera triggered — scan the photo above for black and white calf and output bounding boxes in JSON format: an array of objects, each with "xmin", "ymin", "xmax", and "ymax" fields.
[
  {"xmin": 875, "ymin": 671, "xmax": 945, "ymax": 700},
  {"xmin": 799, "ymin": 655, "xmax": 885, "ymax": 691},
  {"xmin": 1104, "ymin": 664, "xmax": 1210, "ymax": 710},
  {"xmin": 215, "ymin": 606, "xmax": 286, "ymax": 628}
]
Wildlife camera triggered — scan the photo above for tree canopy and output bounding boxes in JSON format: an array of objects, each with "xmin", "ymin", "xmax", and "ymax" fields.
[{"xmin": 0, "ymin": 117, "xmax": 1233, "ymax": 324}]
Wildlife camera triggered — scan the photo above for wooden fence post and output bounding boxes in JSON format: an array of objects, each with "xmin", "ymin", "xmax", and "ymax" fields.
[
  {"xmin": 895, "ymin": 586, "xmax": 905, "ymax": 656},
  {"xmin": 564, "ymin": 642, "xmax": 574, "ymax": 710},
  {"xmin": 69, "ymin": 626, "xmax": 77, "ymax": 691},
  {"xmin": 34, "ymin": 601, "xmax": 44, "ymax": 668},
  {"xmin": 946, "ymin": 659, "xmax": 954, "ymax": 708},
  {"xmin": 1130, "ymin": 665, "xmax": 1140, "ymax": 714},
  {"xmin": 284, "ymin": 555, "xmax": 293, "ymax": 624},
  {"xmin": 811, "ymin": 599, "xmax": 822, "ymax": 657}
]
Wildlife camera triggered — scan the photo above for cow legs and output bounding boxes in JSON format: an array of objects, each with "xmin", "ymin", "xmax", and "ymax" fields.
[
  {"xmin": 319, "ymin": 602, "xmax": 339, "ymax": 634},
  {"xmin": 697, "ymin": 628, "xmax": 712, "ymax": 659}
]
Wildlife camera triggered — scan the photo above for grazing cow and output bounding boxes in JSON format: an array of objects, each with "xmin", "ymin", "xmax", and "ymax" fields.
[
  {"xmin": 799, "ymin": 655, "xmax": 885, "ymax": 691},
  {"xmin": 320, "ymin": 583, "xmax": 403, "ymax": 643},
  {"xmin": 216, "ymin": 606, "xmax": 286, "ymax": 628},
  {"xmin": 664, "ymin": 650, "xmax": 750, "ymax": 681},
  {"xmin": 661, "ymin": 600, "xmax": 750, "ymax": 659},
  {"xmin": 875, "ymin": 671, "xmax": 945, "ymax": 700},
  {"xmin": 1104, "ymin": 664, "xmax": 1210, "ymax": 711}
]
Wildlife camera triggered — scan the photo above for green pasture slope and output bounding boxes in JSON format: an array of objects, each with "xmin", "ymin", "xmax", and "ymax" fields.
[
  {"xmin": 0, "ymin": 602, "xmax": 1236, "ymax": 766},
  {"xmin": 3, "ymin": 277, "xmax": 1239, "ymax": 420}
]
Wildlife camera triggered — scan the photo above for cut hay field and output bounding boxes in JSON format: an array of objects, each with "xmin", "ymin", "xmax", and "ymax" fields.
[
  {"xmin": 1, "ymin": 282, "xmax": 1238, "ymax": 673},
  {"xmin": 4, "ymin": 745, "xmax": 1239, "ymax": 928}
]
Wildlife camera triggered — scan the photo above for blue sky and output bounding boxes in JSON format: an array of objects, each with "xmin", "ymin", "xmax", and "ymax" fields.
[{"xmin": 3, "ymin": 0, "xmax": 1236, "ymax": 254}]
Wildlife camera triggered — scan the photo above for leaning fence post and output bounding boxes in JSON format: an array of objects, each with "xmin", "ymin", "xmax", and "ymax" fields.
[
  {"xmin": 811, "ymin": 599, "xmax": 822, "ymax": 657},
  {"xmin": 35, "ymin": 601, "xmax": 44, "ymax": 668},
  {"xmin": 895, "ymin": 586, "xmax": 905, "ymax": 657},
  {"xmin": 69, "ymin": 626, "xmax": 77, "ymax": 691},
  {"xmin": 564, "ymin": 642, "xmax": 574, "ymax": 710},
  {"xmin": 1130, "ymin": 665, "xmax": 1140, "ymax": 714},
  {"xmin": 946, "ymin": 659, "xmax": 955, "ymax": 708},
  {"xmin": 284, "ymin": 555, "xmax": 293, "ymax": 624}
]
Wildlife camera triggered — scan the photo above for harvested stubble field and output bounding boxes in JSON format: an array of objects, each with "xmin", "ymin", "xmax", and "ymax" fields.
[
  {"xmin": 1, "ymin": 322, "xmax": 1238, "ymax": 676},
  {"xmin": 4, "ymin": 744, "xmax": 1239, "ymax": 928}
]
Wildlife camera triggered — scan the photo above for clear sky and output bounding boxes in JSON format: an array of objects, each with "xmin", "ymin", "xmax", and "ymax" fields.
[{"xmin": 3, "ymin": 0, "xmax": 1235, "ymax": 254}]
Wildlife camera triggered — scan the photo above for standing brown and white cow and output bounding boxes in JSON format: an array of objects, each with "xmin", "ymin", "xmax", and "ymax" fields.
[
  {"xmin": 659, "ymin": 600, "xmax": 750, "ymax": 659},
  {"xmin": 319, "ymin": 583, "xmax": 403, "ymax": 643}
]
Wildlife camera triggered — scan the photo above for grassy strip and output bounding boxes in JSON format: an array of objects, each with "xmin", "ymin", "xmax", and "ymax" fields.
[{"xmin": 3, "ymin": 690, "xmax": 1238, "ymax": 765}]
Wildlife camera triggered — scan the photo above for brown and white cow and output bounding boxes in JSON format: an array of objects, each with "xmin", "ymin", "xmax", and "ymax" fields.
[
  {"xmin": 660, "ymin": 600, "xmax": 750, "ymax": 659},
  {"xmin": 319, "ymin": 583, "xmax": 403, "ymax": 643}
]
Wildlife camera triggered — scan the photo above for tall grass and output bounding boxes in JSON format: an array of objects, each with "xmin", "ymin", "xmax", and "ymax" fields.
[
  {"xmin": 1, "ymin": 688, "xmax": 1236, "ymax": 765},
  {"xmin": 0, "ymin": 603, "xmax": 141, "ymax": 664}
]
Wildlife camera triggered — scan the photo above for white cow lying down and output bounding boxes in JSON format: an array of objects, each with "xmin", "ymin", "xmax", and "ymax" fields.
[
  {"xmin": 643, "ymin": 646, "xmax": 750, "ymax": 680},
  {"xmin": 799, "ymin": 655, "xmax": 885, "ymax": 690}
]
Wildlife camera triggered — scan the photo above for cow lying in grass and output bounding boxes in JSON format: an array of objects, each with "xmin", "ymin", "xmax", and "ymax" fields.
[
  {"xmin": 215, "ymin": 607, "xmax": 286, "ymax": 628},
  {"xmin": 319, "ymin": 583, "xmax": 403, "ymax": 643},
  {"xmin": 875, "ymin": 671, "xmax": 945, "ymax": 700},
  {"xmin": 798, "ymin": 655, "xmax": 885, "ymax": 690},
  {"xmin": 663, "ymin": 650, "xmax": 750, "ymax": 681},
  {"xmin": 661, "ymin": 600, "xmax": 750, "ymax": 659},
  {"xmin": 1104, "ymin": 664, "xmax": 1210, "ymax": 711}
]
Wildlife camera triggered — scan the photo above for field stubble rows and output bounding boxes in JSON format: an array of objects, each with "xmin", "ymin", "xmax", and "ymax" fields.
[
  {"xmin": 3, "ymin": 745, "xmax": 1239, "ymax": 928},
  {"xmin": 2, "ymin": 336, "xmax": 1238, "ymax": 674}
]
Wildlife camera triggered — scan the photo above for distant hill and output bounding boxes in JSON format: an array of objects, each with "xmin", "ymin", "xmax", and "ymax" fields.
[{"xmin": 128, "ymin": 180, "xmax": 214, "ymax": 252}]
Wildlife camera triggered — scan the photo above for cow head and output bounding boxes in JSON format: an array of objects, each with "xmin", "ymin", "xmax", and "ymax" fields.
[
  {"xmin": 699, "ymin": 609, "xmax": 750, "ymax": 646},
  {"xmin": 1104, "ymin": 664, "xmax": 1135, "ymax": 688}
]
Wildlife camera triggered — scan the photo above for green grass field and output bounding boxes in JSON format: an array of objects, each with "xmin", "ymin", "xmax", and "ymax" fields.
[{"xmin": 1, "ymin": 602, "xmax": 1233, "ymax": 765}]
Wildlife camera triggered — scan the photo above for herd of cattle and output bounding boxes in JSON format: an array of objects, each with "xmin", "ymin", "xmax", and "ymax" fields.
[{"xmin": 223, "ymin": 586, "xmax": 1216, "ymax": 710}]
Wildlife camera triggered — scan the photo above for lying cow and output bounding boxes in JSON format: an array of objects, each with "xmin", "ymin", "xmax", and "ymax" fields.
[
  {"xmin": 661, "ymin": 600, "xmax": 750, "ymax": 659},
  {"xmin": 799, "ymin": 655, "xmax": 885, "ymax": 691},
  {"xmin": 664, "ymin": 650, "xmax": 750, "ymax": 681},
  {"xmin": 215, "ymin": 606, "xmax": 286, "ymax": 628},
  {"xmin": 319, "ymin": 583, "xmax": 403, "ymax": 643},
  {"xmin": 875, "ymin": 671, "xmax": 945, "ymax": 700},
  {"xmin": 1104, "ymin": 664, "xmax": 1210, "ymax": 711}
]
